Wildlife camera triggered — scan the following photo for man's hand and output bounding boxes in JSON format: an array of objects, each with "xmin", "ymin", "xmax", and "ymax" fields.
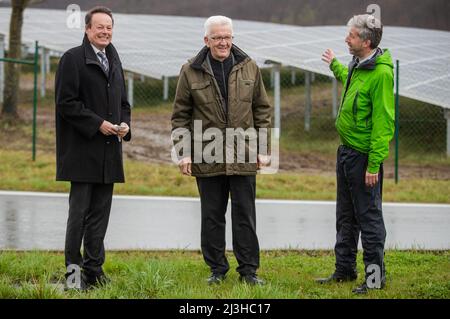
[
  {"xmin": 178, "ymin": 156, "xmax": 192, "ymax": 176},
  {"xmin": 257, "ymin": 154, "xmax": 271, "ymax": 169},
  {"xmin": 99, "ymin": 120, "xmax": 118, "ymax": 136},
  {"xmin": 117, "ymin": 122, "xmax": 130, "ymax": 138},
  {"xmin": 365, "ymin": 171, "xmax": 379, "ymax": 187},
  {"xmin": 321, "ymin": 48, "xmax": 335, "ymax": 65}
]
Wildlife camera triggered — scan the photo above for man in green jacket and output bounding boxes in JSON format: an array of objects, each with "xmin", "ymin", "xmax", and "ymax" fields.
[
  {"xmin": 316, "ymin": 14, "xmax": 395, "ymax": 294},
  {"xmin": 171, "ymin": 16, "xmax": 272, "ymax": 285}
]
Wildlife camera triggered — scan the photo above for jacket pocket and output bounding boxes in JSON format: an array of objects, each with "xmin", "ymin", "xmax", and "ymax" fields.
[
  {"xmin": 239, "ymin": 79, "xmax": 255, "ymax": 102},
  {"xmin": 361, "ymin": 115, "xmax": 372, "ymax": 129},
  {"xmin": 191, "ymin": 80, "xmax": 214, "ymax": 105}
]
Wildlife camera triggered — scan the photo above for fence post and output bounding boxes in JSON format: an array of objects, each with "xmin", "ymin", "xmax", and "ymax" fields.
[
  {"xmin": 32, "ymin": 41, "xmax": 39, "ymax": 161},
  {"xmin": 127, "ymin": 72, "xmax": 134, "ymax": 108},
  {"xmin": 40, "ymin": 47, "xmax": 47, "ymax": 98},
  {"xmin": 445, "ymin": 109, "xmax": 450, "ymax": 157},
  {"xmin": 304, "ymin": 71, "xmax": 311, "ymax": 132},
  {"xmin": 163, "ymin": 76, "xmax": 169, "ymax": 101},
  {"xmin": 290, "ymin": 68, "xmax": 296, "ymax": 85},
  {"xmin": 270, "ymin": 67, "xmax": 275, "ymax": 89},
  {"xmin": 395, "ymin": 60, "xmax": 400, "ymax": 183},
  {"xmin": 0, "ymin": 34, "xmax": 4, "ymax": 104},
  {"xmin": 45, "ymin": 49, "xmax": 50, "ymax": 74},
  {"xmin": 273, "ymin": 64, "xmax": 281, "ymax": 139}
]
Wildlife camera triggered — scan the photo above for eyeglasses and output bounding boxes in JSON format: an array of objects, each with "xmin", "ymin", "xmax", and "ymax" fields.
[{"xmin": 209, "ymin": 35, "xmax": 234, "ymax": 42}]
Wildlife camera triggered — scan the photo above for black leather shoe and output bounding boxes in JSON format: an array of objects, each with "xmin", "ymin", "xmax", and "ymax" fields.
[
  {"xmin": 64, "ymin": 274, "xmax": 91, "ymax": 291},
  {"xmin": 64, "ymin": 270, "xmax": 92, "ymax": 291},
  {"xmin": 239, "ymin": 274, "xmax": 265, "ymax": 286},
  {"xmin": 352, "ymin": 280, "xmax": 386, "ymax": 294},
  {"xmin": 82, "ymin": 272, "xmax": 111, "ymax": 288},
  {"xmin": 315, "ymin": 272, "xmax": 357, "ymax": 284},
  {"xmin": 207, "ymin": 273, "xmax": 226, "ymax": 285}
]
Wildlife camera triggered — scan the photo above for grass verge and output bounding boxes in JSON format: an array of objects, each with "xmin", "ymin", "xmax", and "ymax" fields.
[
  {"xmin": 0, "ymin": 250, "xmax": 448, "ymax": 299},
  {"xmin": 1, "ymin": 149, "xmax": 449, "ymax": 203}
]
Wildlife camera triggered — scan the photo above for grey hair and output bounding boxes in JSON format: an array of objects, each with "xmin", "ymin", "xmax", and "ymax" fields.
[
  {"xmin": 204, "ymin": 15, "xmax": 233, "ymax": 36},
  {"xmin": 347, "ymin": 14, "xmax": 383, "ymax": 49}
]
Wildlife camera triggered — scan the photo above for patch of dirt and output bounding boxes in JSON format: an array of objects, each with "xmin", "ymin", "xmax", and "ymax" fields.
[{"xmin": 122, "ymin": 113, "xmax": 173, "ymax": 164}]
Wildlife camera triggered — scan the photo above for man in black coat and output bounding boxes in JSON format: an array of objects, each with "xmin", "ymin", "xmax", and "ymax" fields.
[{"xmin": 55, "ymin": 6, "xmax": 131, "ymax": 289}]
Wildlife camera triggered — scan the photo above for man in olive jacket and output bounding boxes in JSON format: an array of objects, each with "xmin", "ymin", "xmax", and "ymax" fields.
[
  {"xmin": 55, "ymin": 6, "xmax": 131, "ymax": 289},
  {"xmin": 317, "ymin": 14, "xmax": 394, "ymax": 294},
  {"xmin": 171, "ymin": 16, "xmax": 272, "ymax": 285}
]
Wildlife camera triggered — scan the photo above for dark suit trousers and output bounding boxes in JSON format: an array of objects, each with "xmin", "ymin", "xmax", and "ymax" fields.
[
  {"xmin": 65, "ymin": 182, "xmax": 114, "ymax": 277},
  {"xmin": 196, "ymin": 175, "xmax": 260, "ymax": 276},
  {"xmin": 334, "ymin": 145, "xmax": 386, "ymax": 279}
]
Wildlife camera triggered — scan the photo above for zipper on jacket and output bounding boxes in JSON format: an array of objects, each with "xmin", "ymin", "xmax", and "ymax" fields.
[
  {"xmin": 204, "ymin": 58, "xmax": 228, "ymax": 125},
  {"xmin": 352, "ymin": 91, "xmax": 359, "ymax": 125},
  {"xmin": 210, "ymin": 74, "xmax": 228, "ymax": 125},
  {"xmin": 338, "ymin": 67, "xmax": 358, "ymax": 118},
  {"xmin": 221, "ymin": 61, "xmax": 230, "ymax": 126},
  {"xmin": 221, "ymin": 62, "xmax": 228, "ymax": 102}
]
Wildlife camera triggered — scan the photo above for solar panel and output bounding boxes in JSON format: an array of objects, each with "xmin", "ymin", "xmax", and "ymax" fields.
[{"xmin": 0, "ymin": 8, "xmax": 449, "ymax": 109}]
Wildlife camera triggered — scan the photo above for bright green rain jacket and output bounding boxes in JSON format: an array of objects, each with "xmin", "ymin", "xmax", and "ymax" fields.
[{"xmin": 330, "ymin": 48, "xmax": 395, "ymax": 173}]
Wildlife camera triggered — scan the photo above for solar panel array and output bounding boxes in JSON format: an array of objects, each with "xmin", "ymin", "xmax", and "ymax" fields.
[{"xmin": 0, "ymin": 8, "xmax": 449, "ymax": 109}]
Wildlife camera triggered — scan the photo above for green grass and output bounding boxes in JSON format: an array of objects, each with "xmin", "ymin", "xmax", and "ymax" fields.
[
  {"xmin": 0, "ymin": 250, "xmax": 448, "ymax": 299},
  {"xmin": 1, "ymin": 149, "xmax": 449, "ymax": 203}
]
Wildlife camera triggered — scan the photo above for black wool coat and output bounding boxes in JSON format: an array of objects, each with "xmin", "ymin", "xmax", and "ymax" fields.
[{"xmin": 55, "ymin": 35, "xmax": 131, "ymax": 183}]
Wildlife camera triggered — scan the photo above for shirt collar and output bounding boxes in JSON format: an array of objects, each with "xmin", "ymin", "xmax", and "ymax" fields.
[
  {"xmin": 91, "ymin": 43, "xmax": 106, "ymax": 56},
  {"xmin": 356, "ymin": 48, "xmax": 377, "ymax": 65}
]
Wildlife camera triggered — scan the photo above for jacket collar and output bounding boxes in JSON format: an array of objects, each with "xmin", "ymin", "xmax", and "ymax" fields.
[
  {"xmin": 349, "ymin": 47, "xmax": 383, "ymax": 71},
  {"xmin": 190, "ymin": 44, "xmax": 249, "ymax": 72},
  {"xmin": 83, "ymin": 34, "xmax": 119, "ymax": 75}
]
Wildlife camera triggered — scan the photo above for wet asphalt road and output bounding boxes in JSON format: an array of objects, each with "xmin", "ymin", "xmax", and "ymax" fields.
[{"xmin": 0, "ymin": 191, "xmax": 449, "ymax": 250}]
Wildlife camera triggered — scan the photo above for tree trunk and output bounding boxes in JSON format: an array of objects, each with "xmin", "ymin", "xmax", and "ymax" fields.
[{"xmin": 1, "ymin": 0, "xmax": 29, "ymax": 119}]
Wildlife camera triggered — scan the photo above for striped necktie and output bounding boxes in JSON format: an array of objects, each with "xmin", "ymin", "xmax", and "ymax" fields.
[{"xmin": 97, "ymin": 51, "xmax": 109, "ymax": 73}]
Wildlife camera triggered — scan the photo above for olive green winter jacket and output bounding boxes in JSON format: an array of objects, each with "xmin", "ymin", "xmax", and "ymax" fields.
[{"xmin": 171, "ymin": 45, "xmax": 272, "ymax": 177}]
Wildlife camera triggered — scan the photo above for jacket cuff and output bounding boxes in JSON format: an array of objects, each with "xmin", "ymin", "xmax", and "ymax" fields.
[
  {"xmin": 329, "ymin": 58, "xmax": 338, "ymax": 71},
  {"xmin": 367, "ymin": 162, "xmax": 380, "ymax": 174},
  {"xmin": 123, "ymin": 130, "xmax": 132, "ymax": 141},
  {"xmin": 87, "ymin": 116, "xmax": 105, "ymax": 139}
]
